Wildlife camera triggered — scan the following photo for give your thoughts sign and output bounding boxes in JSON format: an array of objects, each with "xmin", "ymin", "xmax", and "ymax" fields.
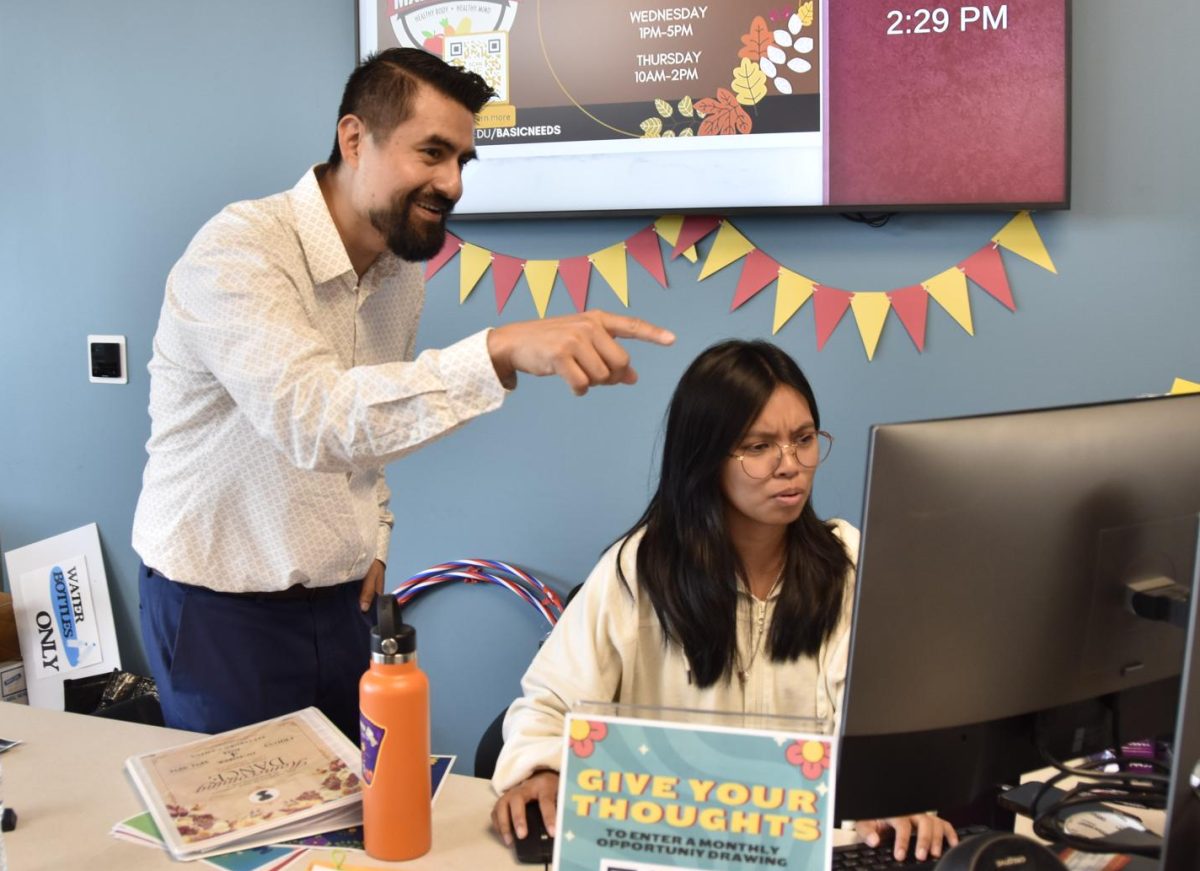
[
  {"xmin": 23, "ymin": 554, "xmax": 104, "ymax": 676},
  {"xmin": 556, "ymin": 714, "xmax": 835, "ymax": 871}
]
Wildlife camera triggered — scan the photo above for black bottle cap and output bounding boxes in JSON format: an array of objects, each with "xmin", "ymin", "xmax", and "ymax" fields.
[{"xmin": 372, "ymin": 594, "xmax": 416, "ymax": 656}]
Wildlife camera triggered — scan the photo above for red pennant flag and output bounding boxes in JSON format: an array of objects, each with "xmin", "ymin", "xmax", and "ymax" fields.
[
  {"xmin": 625, "ymin": 226, "xmax": 668, "ymax": 287},
  {"xmin": 671, "ymin": 215, "xmax": 721, "ymax": 260},
  {"xmin": 959, "ymin": 243, "xmax": 1015, "ymax": 311},
  {"xmin": 559, "ymin": 255, "xmax": 592, "ymax": 312},
  {"xmin": 491, "ymin": 254, "xmax": 525, "ymax": 314},
  {"xmin": 424, "ymin": 232, "xmax": 461, "ymax": 280},
  {"xmin": 813, "ymin": 286, "xmax": 852, "ymax": 350},
  {"xmin": 730, "ymin": 249, "xmax": 780, "ymax": 311},
  {"xmin": 888, "ymin": 285, "xmax": 929, "ymax": 352}
]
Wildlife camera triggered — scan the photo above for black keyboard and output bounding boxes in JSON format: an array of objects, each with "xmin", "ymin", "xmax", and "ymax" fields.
[{"xmin": 831, "ymin": 825, "xmax": 991, "ymax": 871}]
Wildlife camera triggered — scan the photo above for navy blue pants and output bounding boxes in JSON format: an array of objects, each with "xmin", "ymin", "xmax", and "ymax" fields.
[{"xmin": 138, "ymin": 564, "xmax": 372, "ymax": 742}]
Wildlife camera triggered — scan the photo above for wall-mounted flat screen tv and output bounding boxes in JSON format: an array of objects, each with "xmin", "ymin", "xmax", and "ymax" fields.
[{"xmin": 359, "ymin": 1, "xmax": 1070, "ymax": 216}]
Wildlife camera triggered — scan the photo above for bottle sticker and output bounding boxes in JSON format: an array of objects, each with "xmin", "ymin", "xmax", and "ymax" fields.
[{"xmin": 360, "ymin": 712, "xmax": 385, "ymax": 787}]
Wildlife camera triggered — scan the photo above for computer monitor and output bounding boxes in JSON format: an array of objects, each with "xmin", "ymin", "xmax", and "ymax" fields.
[
  {"xmin": 834, "ymin": 393, "xmax": 1200, "ymax": 826},
  {"xmin": 1161, "ymin": 533, "xmax": 1200, "ymax": 871}
]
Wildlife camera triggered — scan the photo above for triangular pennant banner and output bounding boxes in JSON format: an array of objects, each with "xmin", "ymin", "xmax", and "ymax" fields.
[
  {"xmin": 672, "ymin": 215, "xmax": 721, "ymax": 260},
  {"xmin": 699, "ymin": 221, "xmax": 755, "ymax": 280},
  {"xmin": 888, "ymin": 285, "xmax": 929, "ymax": 352},
  {"xmin": 625, "ymin": 226, "xmax": 668, "ymax": 288},
  {"xmin": 655, "ymin": 215, "xmax": 698, "ymax": 262},
  {"xmin": 850, "ymin": 292, "xmax": 891, "ymax": 361},
  {"xmin": 458, "ymin": 243, "xmax": 492, "ymax": 303},
  {"xmin": 993, "ymin": 211, "xmax": 1057, "ymax": 274},
  {"xmin": 773, "ymin": 268, "xmax": 816, "ymax": 334},
  {"xmin": 654, "ymin": 215, "xmax": 684, "ymax": 246},
  {"xmin": 491, "ymin": 253, "xmax": 526, "ymax": 314},
  {"xmin": 424, "ymin": 232, "xmax": 461, "ymax": 280},
  {"xmin": 959, "ymin": 243, "xmax": 1015, "ymax": 311},
  {"xmin": 730, "ymin": 248, "xmax": 780, "ymax": 311},
  {"xmin": 591, "ymin": 242, "xmax": 630, "ymax": 306},
  {"xmin": 558, "ymin": 255, "xmax": 592, "ymax": 312},
  {"xmin": 813, "ymin": 286, "xmax": 852, "ymax": 351},
  {"xmin": 524, "ymin": 259, "xmax": 558, "ymax": 319},
  {"xmin": 924, "ymin": 266, "xmax": 974, "ymax": 335}
]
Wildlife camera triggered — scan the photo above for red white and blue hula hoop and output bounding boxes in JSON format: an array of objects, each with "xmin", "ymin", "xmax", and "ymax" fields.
[{"xmin": 389, "ymin": 559, "xmax": 565, "ymax": 628}]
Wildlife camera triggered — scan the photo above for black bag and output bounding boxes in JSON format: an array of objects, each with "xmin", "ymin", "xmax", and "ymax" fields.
[{"xmin": 62, "ymin": 669, "xmax": 164, "ymax": 726}]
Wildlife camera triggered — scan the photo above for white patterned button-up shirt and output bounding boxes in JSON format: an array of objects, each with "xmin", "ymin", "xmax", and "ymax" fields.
[{"xmin": 133, "ymin": 167, "xmax": 505, "ymax": 592}]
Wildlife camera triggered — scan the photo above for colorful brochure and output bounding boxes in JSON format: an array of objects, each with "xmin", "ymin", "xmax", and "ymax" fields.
[
  {"xmin": 115, "ymin": 752, "xmax": 455, "ymax": 861},
  {"xmin": 124, "ymin": 707, "xmax": 363, "ymax": 860}
]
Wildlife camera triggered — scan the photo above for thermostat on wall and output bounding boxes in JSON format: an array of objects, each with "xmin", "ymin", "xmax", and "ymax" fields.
[{"xmin": 87, "ymin": 334, "xmax": 127, "ymax": 384}]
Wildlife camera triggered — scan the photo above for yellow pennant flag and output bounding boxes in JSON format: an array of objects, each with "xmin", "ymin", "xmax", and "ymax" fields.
[
  {"xmin": 993, "ymin": 211, "xmax": 1058, "ymax": 274},
  {"xmin": 654, "ymin": 214, "xmax": 697, "ymax": 263},
  {"xmin": 924, "ymin": 266, "xmax": 974, "ymax": 335},
  {"xmin": 772, "ymin": 268, "xmax": 816, "ymax": 334},
  {"xmin": 524, "ymin": 260, "xmax": 558, "ymax": 319},
  {"xmin": 698, "ymin": 221, "xmax": 755, "ymax": 280},
  {"xmin": 850, "ymin": 292, "xmax": 891, "ymax": 361},
  {"xmin": 591, "ymin": 242, "xmax": 630, "ymax": 306},
  {"xmin": 657, "ymin": 214, "xmax": 700, "ymax": 262},
  {"xmin": 1170, "ymin": 377, "xmax": 1200, "ymax": 395},
  {"xmin": 654, "ymin": 215, "xmax": 683, "ymax": 244},
  {"xmin": 459, "ymin": 243, "xmax": 492, "ymax": 303}
]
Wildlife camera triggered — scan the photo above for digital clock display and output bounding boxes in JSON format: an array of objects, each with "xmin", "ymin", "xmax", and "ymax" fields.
[
  {"xmin": 887, "ymin": 5, "xmax": 1009, "ymax": 36},
  {"xmin": 829, "ymin": 0, "xmax": 1066, "ymax": 209}
]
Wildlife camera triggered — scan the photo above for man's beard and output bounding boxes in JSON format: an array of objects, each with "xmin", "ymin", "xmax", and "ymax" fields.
[{"xmin": 369, "ymin": 190, "xmax": 455, "ymax": 262}]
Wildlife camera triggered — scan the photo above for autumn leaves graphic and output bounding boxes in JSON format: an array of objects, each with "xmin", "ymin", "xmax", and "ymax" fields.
[{"xmin": 639, "ymin": 2, "xmax": 816, "ymax": 138}]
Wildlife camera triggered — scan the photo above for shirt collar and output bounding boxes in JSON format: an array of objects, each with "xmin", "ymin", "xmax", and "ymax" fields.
[
  {"xmin": 290, "ymin": 165, "xmax": 410, "ymax": 293},
  {"xmin": 289, "ymin": 165, "xmax": 356, "ymax": 287}
]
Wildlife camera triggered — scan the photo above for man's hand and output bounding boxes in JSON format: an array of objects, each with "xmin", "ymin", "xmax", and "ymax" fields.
[
  {"xmin": 358, "ymin": 559, "xmax": 386, "ymax": 612},
  {"xmin": 855, "ymin": 814, "xmax": 959, "ymax": 862},
  {"xmin": 487, "ymin": 311, "xmax": 675, "ymax": 395},
  {"xmin": 491, "ymin": 770, "xmax": 560, "ymax": 846}
]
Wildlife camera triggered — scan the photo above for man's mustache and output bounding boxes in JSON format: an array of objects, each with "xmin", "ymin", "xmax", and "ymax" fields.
[{"xmin": 406, "ymin": 191, "xmax": 456, "ymax": 217}]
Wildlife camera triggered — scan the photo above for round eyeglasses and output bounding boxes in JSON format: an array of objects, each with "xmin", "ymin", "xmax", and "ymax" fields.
[{"xmin": 731, "ymin": 431, "xmax": 834, "ymax": 478}]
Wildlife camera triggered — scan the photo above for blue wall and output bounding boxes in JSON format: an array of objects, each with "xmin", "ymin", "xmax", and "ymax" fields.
[{"xmin": 2, "ymin": 2, "xmax": 1197, "ymax": 765}]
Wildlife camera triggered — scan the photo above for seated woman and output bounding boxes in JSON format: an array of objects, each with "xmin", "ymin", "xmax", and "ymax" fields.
[{"xmin": 490, "ymin": 339, "xmax": 957, "ymax": 861}]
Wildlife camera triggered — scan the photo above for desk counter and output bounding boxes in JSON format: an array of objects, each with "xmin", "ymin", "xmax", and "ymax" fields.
[{"xmin": 0, "ymin": 703, "xmax": 518, "ymax": 870}]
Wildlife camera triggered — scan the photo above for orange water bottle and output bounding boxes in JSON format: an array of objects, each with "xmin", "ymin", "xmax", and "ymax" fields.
[{"xmin": 359, "ymin": 594, "xmax": 431, "ymax": 860}]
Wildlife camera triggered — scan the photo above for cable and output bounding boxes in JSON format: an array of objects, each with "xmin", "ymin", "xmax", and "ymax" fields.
[
  {"xmin": 1031, "ymin": 785, "xmax": 1166, "ymax": 858},
  {"xmin": 1028, "ymin": 713, "xmax": 1170, "ymax": 858},
  {"xmin": 390, "ymin": 559, "xmax": 565, "ymax": 628}
]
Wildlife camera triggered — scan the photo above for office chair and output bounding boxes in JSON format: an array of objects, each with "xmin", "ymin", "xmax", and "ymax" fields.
[{"xmin": 474, "ymin": 582, "xmax": 583, "ymax": 779}]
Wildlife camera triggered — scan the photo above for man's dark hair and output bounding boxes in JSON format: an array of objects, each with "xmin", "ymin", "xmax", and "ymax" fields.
[{"xmin": 328, "ymin": 48, "xmax": 495, "ymax": 166}]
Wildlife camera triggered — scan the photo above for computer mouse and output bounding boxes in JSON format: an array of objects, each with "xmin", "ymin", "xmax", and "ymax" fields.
[{"xmin": 513, "ymin": 799, "xmax": 555, "ymax": 865}]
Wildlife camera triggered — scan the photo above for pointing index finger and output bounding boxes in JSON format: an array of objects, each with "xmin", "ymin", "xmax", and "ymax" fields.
[{"xmin": 599, "ymin": 312, "xmax": 675, "ymax": 346}]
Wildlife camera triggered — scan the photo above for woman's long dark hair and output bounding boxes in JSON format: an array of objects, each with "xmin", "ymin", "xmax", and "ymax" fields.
[{"xmin": 617, "ymin": 340, "xmax": 852, "ymax": 688}]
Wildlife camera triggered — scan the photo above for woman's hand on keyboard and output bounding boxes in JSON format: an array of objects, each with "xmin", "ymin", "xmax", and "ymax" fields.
[{"xmin": 855, "ymin": 813, "xmax": 959, "ymax": 862}]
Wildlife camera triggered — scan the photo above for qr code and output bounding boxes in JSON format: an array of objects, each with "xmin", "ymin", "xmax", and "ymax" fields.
[{"xmin": 444, "ymin": 32, "xmax": 509, "ymax": 103}]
